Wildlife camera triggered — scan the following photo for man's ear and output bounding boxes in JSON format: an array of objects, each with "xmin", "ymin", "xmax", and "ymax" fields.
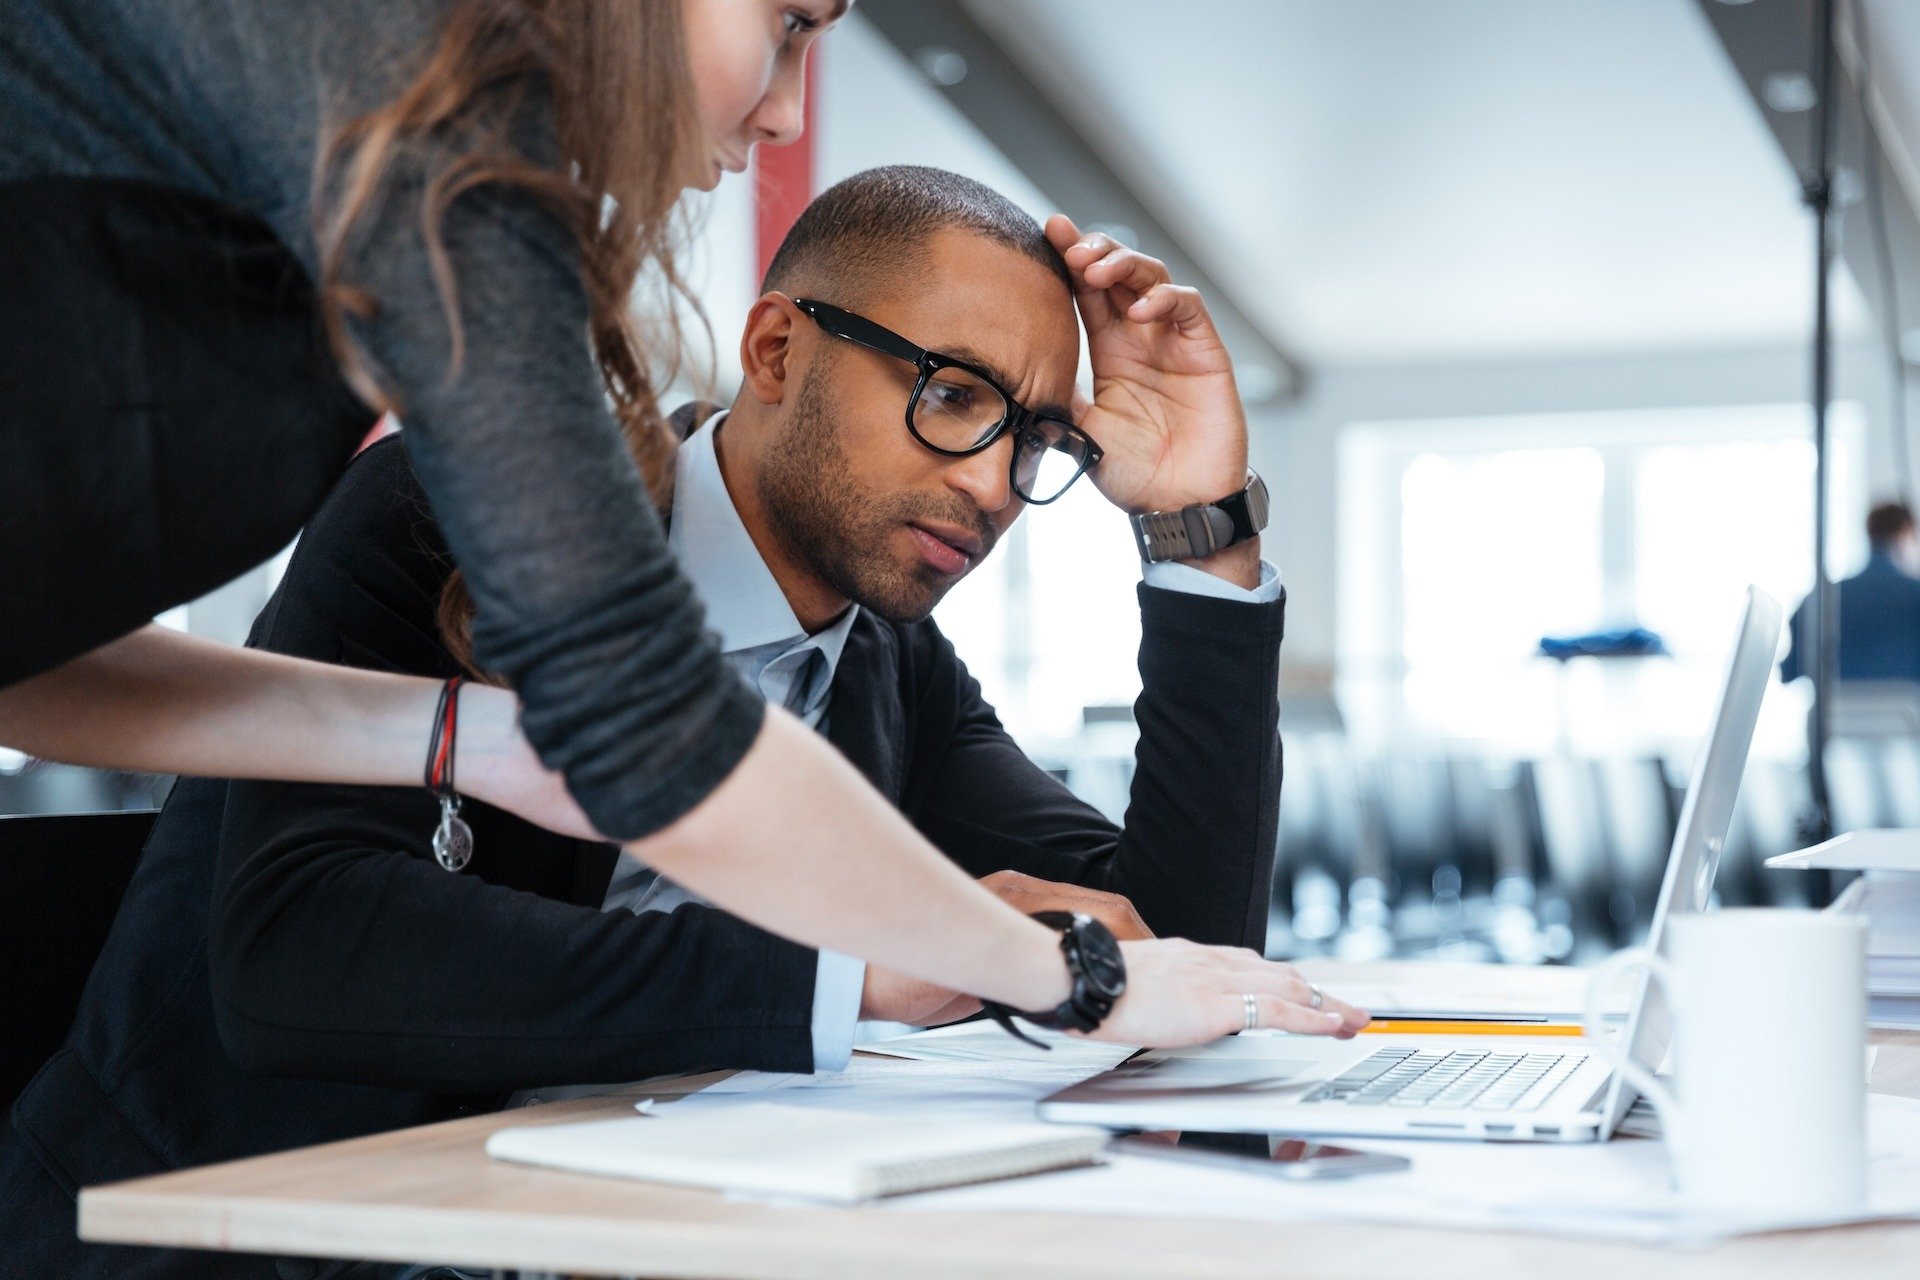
[{"xmin": 739, "ymin": 294, "xmax": 801, "ymax": 406}]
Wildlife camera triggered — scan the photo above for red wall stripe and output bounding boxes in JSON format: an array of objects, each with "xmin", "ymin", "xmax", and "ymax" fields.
[{"xmin": 754, "ymin": 50, "xmax": 819, "ymax": 286}]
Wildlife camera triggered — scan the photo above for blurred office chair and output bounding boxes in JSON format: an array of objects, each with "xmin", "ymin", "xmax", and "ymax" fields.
[
  {"xmin": 1812, "ymin": 682, "xmax": 1920, "ymax": 832},
  {"xmin": 1274, "ymin": 733, "xmax": 1372, "ymax": 953},
  {"xmin": 1526, "ymin": 757, "xmax": 1616, "ymax": 959},
  {"xmin": 1733, "ymin": 761, "xmax": 1816, "ymax": 908},
  {"xmin": 1593, "ymin": 757, "xmax": 1678, "ymax": 944},
  {"xmin": 1827, "ymin": 681, "xmax": 1920, "ymax": 739},
  {"xmin": 0, "ymin": 809, "xmax": 155, "ymax": 1111}
]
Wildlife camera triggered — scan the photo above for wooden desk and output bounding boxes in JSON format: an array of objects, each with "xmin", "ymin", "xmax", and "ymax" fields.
[{"xmin": 78, "ymin": 973, "xmax": 1920, "ymax": 1280}]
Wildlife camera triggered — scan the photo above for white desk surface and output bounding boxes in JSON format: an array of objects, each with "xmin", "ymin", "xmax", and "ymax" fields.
[{"xmin": 78, "ymin": 960, "xmax": 1920, "ymax": 1279}]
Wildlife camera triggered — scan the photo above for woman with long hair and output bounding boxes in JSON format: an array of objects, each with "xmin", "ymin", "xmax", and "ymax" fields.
[{"xmin": 0, "ymin": 0, "xmax": 1339, "ymax": 1045}]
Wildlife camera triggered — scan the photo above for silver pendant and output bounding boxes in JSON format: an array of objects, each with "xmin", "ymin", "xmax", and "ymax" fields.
[{"xmin": 433, "ymin": 794, "xmax": 474, "ymax": 872}]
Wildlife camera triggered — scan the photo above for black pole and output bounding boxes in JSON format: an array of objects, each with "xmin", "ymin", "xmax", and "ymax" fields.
[{"xmin": 1801, "ymin": 0, "xmax": 1838, "ymax": 847}]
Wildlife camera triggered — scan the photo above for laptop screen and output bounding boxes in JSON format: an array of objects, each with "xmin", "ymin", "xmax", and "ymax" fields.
[{"xmin": 1598, "ymin": 586, "xmax": 1784, "ymax": 1136}]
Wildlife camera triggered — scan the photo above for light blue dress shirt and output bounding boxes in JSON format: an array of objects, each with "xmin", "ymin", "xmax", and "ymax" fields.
[{"xmin": 601, "ymin": 411, "xmax": 1283, "ymax": 1071}]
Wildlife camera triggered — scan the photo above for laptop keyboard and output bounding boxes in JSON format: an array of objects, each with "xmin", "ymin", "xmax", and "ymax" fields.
[{"xmin": 1301, "ymin": 1047, "xmax": 1585, "ymax": 1112}]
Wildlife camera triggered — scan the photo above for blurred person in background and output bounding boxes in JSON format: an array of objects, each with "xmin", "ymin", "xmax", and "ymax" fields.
[{"xmin": 1782, "ymin": 501, "xmax": 1920, "ymax": 684}]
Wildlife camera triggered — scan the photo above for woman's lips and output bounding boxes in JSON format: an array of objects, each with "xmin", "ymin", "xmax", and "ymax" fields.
[{"xmin": 909, "ymin": 525, "xmax": 973, "ymax": 576}]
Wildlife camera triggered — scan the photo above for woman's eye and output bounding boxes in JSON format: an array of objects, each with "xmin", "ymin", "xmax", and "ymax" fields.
[{"xmin": 784, "ymin": 9, "xmax": 822, "ymax": 38}]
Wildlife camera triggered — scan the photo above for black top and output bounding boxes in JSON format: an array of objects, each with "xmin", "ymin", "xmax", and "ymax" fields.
[
  {"xmin": 0, "ymin": 437, "xmax": 1286, "ymax": 1278},
  {"xmin": 0, "ymin": 0, "xmax": 762, "ymax": 839}
]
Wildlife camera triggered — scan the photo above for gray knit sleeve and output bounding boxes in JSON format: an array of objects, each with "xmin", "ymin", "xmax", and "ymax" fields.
[{"xmin": 336, "ymin": 121, "xmax": 764, "ymax": 841}]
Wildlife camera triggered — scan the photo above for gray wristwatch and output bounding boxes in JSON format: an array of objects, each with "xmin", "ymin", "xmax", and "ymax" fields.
[{"xmin": 1128, "ymin": 470, "xmax": 1269, "ymax": 563}]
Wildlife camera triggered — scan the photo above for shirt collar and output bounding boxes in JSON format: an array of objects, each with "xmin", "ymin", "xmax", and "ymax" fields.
[{"xmin": 668, "ymin": 409, "xmax": 860, "ymax": 667}]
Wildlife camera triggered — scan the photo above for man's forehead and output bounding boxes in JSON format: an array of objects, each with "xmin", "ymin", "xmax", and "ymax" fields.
[{"xmin": 865, "ymin": 232, "xmax": 1080, "ymax": 410}]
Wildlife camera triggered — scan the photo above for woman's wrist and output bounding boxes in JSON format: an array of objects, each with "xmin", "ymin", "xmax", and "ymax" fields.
[
  {"xmin": 451, "ymin": 682, "xmax": 513, "ymax": 800},
  {"xmin": 1004, "ymin": 917, "xmax": 1074, "ymax": 1013}
]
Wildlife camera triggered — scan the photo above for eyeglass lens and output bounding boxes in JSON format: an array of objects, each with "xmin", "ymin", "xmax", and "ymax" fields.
[
  {"xmin": 908, "ymin": 363, "xmax": 1091, "ymax": 503},
  {"xmin": 1013, "ymin": 421, "xmax": 1094, "ymax": 503},
  {"xmin": 911, "ymin": 365, "xmax": 1009, "ymax": 451}
]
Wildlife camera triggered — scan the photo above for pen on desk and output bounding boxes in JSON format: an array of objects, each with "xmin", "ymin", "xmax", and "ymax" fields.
[{"xmin": 1358, "ymin": 1019, "xmax": 1586, "ymax": 1037}]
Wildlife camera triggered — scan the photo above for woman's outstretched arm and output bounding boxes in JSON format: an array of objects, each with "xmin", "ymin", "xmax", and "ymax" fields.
[{"xmin": 0, "ymin": 625, "xmax": 598, "ymax": 839}]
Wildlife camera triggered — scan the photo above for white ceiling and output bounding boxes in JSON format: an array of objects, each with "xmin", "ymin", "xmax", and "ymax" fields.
[{"xmin": 956, "ymin": 0, "xmax": 1876, "ymax": 367}]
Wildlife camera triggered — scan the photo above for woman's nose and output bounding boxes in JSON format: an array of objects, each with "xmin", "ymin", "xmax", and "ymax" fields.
[{"xmin": 752, "ymin": 55, "xmax": 809, "ymax": 147}]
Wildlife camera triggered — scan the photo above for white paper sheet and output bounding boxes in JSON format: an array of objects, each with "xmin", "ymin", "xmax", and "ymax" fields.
[
  {"xmin": 855, "ymin": 1022, "xmax": 1138, "ymax": 1070},
  {"xmin": 886, "ymin": 1094, "xmax": 1920, "ymax": 1245},
  {"xmin": 648, "ymin": 1035, "xmax": 1130, "ymax": 1123}
]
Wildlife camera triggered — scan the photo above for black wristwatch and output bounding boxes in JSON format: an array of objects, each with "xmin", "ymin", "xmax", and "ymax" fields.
[
  {"xmin": 981, "ymin": 911, "xmax": 1127, "ymax": 1049},
  {"xmin": 1129, "ymin": 469, "xmax": 1269, "ymax": 563}
]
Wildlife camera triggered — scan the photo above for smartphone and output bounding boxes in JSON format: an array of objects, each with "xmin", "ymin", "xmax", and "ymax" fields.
[{"xmin": 1113, "ymin": 1130, "xmax": 1410, "ymax": 1180}]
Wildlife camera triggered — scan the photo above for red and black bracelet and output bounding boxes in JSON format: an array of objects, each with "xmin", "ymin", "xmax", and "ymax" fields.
[{"xmin": 424, "ymin": 675, "xmax": 473, "ymax": 872}]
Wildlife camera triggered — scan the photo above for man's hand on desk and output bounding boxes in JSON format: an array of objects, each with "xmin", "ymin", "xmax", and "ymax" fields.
[{"xmin": 860, "ymin": 872, "xmax": 1154, "ymax": 1025}]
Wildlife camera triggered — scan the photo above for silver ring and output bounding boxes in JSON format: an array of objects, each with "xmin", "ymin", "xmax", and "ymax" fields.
[
  {"xmin": 1307, "ymin": 983, "xmax": 1325, "ymax": 1011},
  {"xmin": 1241, "ymin": 992, "xmax": 1260, "ymax": 1033}
]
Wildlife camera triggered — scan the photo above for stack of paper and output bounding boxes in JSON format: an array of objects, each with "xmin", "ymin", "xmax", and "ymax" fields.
[
  {"xmin": 1769, "ymin": 831, "xmax": 1920, "ymax": 1030},
  {"xmin": 1854, "ymin": 874, "xmax": 1920, "ymax": 1028}
]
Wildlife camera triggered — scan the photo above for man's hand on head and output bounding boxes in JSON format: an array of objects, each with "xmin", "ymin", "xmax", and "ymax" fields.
[
  {"xmin": 1045, "ymin": 214, "xmax": 1262, "ymax": 590},
  {"xmin": 857, "ymin": 871, "xmax": 1155, "ymax": 1025}
]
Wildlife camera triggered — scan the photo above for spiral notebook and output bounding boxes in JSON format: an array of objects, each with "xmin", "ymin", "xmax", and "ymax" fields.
[{"xmin": 485, "ymin": 1102, "xmax": 1108, "ymax": 1205}]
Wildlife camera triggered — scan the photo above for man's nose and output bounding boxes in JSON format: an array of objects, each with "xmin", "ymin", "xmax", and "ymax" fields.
[{"xmin": 944, "ymin": 435, "xmax": 1016, "ymax": 514}]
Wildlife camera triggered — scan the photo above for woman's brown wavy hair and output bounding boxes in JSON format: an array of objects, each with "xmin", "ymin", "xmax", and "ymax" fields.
[{"xmin": 315, "ymin": 0, "xmax": 698, "ymax": 678}]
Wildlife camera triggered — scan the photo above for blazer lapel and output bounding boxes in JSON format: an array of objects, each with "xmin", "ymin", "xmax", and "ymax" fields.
[{"xmin": 825, "ymin": 612, "xmax": 907, "ymax": 805}]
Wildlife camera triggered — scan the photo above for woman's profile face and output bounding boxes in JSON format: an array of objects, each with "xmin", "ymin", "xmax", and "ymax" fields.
[{"xmin": 681, "ymin": 0, "xmax": 845, "ymax": 191}]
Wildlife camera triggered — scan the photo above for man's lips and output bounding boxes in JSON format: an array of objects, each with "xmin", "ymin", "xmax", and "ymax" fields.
[{"xmin": 908, "ymin": 522, "xmax": 984, "ymax": 576}]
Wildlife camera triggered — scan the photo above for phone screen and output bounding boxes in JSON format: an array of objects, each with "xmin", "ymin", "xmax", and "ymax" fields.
[{"xmin": 1116, "ymin": 1130, "xmax": 1410, "ymax": 1178}]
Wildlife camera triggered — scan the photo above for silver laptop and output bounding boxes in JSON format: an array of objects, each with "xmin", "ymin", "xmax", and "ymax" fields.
[{"xmin": 1041, "ymin": 586, "xmax": 1784, "ymax": 1143}]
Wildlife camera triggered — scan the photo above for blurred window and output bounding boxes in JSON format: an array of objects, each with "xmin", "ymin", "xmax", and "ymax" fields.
[
  {"xmin": 1343, "ymin": 403, "xmax": 1865, "ymax": 756},
  {"xmin": 935, "ymin": 480, "xmax": 1144, "ymax": 744}
]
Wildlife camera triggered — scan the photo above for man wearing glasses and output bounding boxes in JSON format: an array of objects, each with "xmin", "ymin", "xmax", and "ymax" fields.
[{"xmin": 5, "ymin": 168, "xmax": 1318, "ymax": 1275}]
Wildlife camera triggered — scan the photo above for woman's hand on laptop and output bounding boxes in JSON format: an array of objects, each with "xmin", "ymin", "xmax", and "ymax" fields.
[{"xmin": 1092, "ymin": 942, "xmax": 1371, "ymax": 1046}]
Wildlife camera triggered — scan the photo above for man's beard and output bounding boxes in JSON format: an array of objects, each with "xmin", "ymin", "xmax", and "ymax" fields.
[{"xmin": 757, "ymin": 360, "xmax": 997, "ymax": 625}]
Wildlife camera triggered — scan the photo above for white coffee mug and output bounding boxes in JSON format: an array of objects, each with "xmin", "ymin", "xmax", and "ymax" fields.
[{"xmin": 1581, "ymin": 908, "xmax": 1867, "ymax": 1220}]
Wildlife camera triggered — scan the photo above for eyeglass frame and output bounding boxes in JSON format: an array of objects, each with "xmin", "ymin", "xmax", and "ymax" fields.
[{"xmin": 790, "ymin": 296, "xmax": 1103, "ymax": 505}]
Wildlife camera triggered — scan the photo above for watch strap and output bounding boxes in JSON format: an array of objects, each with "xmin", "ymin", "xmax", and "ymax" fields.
[{"xmin": 1130, "ymin": 470, "xmax": 1269, "ymax": 563}]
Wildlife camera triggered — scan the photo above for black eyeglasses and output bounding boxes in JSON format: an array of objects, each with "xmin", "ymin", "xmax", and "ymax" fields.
[{"xmin": 793, "ymin": 297, "xmax": 1102, "ymax": 505}]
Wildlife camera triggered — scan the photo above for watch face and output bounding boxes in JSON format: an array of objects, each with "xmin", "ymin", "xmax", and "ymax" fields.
[{"xmin": 1072, "ymin": 918, "xmax": 1127, "ymax": 999}]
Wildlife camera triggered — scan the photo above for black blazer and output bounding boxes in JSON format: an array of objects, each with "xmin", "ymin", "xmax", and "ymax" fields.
[{"xmin": 2, "ymin": 434, "xmax": 1284, "ymax": 1279}]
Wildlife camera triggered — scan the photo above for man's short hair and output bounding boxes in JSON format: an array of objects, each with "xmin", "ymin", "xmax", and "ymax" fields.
[
  {"xmin": 1867, "ymin": 500, "xmax": 1916, "ymax": 546},
  {"xmin": 761, "ymin": 165, "xmax": 1071, "ymax": 306}
]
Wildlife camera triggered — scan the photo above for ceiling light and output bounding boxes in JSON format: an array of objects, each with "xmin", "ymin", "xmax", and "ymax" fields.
[
  {"xmin": 915, "ymin": 47, "xmax": 968, "ymax": 87},
  {"xmin": 1763, "ymin": 71, "xmax": 1818, "ymax": 113}
]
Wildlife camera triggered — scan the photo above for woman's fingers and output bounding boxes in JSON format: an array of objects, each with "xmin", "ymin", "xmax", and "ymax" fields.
[{"xmin": 1207, "ymin": 949, "xmax": 1370, "ymax": 1036}]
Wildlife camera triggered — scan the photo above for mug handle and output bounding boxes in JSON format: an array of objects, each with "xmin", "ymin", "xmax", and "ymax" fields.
[{"xmin": 1582, "ymin": 946, "xmax": 1685, "ymax": 1152}]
